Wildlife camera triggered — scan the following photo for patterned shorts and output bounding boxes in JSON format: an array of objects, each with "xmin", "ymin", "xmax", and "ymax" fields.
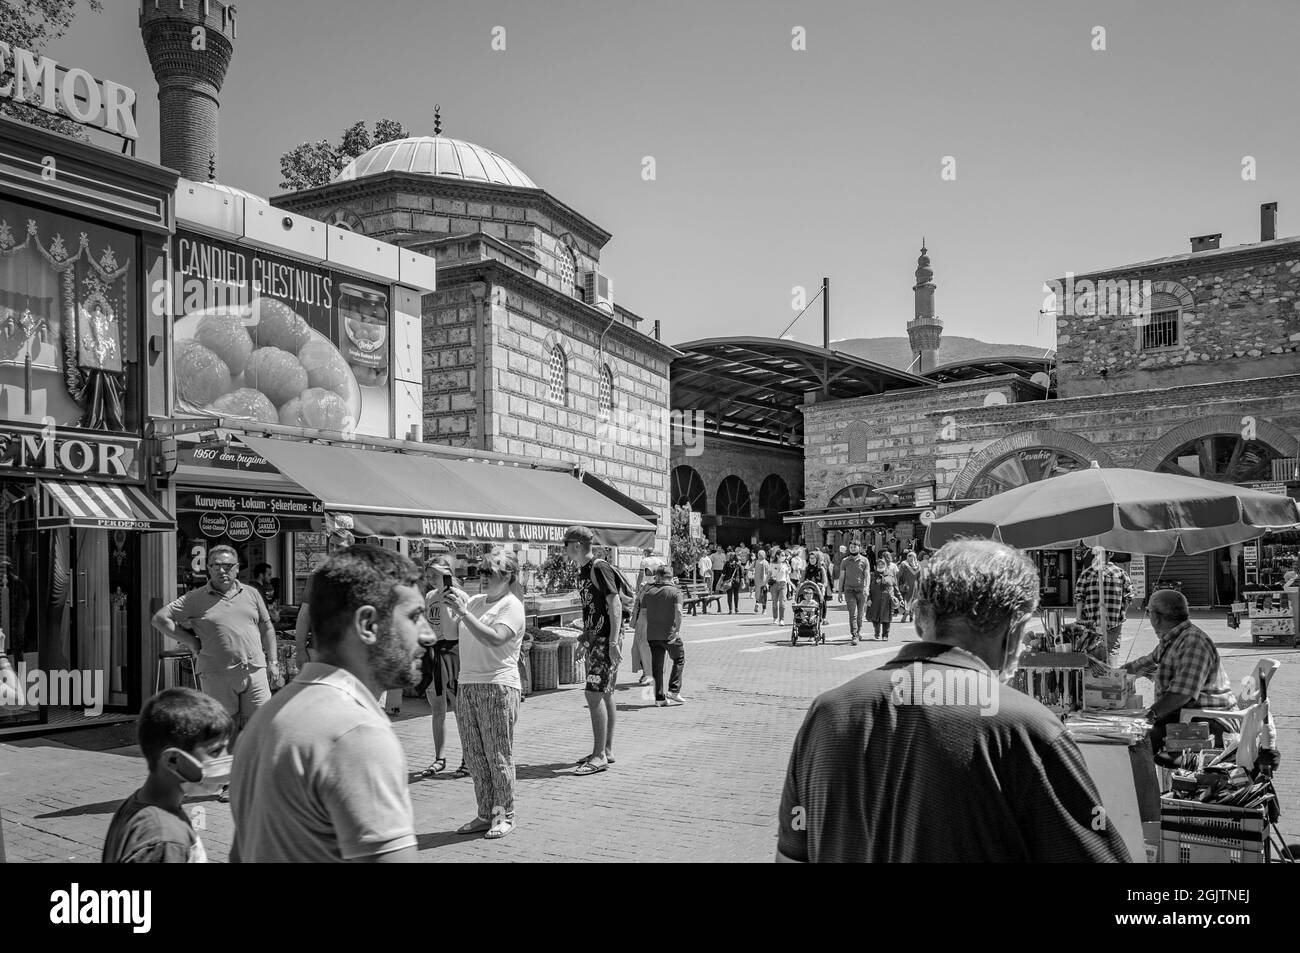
[{"xmin": 581, "ymin": 633, "xmax": 620, "ymax": 694}]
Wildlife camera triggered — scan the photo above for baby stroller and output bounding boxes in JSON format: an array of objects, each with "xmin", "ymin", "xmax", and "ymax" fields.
[{"xmin": 790, "ymin": 580, "xmax": 826, "ymax": 646}]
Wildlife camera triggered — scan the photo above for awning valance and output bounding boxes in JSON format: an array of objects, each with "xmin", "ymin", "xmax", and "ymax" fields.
[
  {"xmin": 236, "ymin": 435, "xmax": 657, "ymax": 549},
  {"xmin": 38, "ymin": 481, "xmax": 176, "ymax": 532}
]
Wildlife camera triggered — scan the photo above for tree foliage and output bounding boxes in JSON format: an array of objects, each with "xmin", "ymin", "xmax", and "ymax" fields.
[
  {"xmin": 0, "ymin": 0, "xmax": 105, "ymax": 140},
  {"xmin": 278, "ymin": 118, "xmax": 410, "ymax": 190},
  {"xmin": 669, "ymin": 505, "xmax": 708, "ymax": 575}
]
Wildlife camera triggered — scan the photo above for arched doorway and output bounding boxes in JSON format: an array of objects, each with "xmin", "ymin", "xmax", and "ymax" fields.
[
  {"xmin": 1155, "ymin": 434, "xmax": 1283, "ymax": 484},
  {"xmin": 714, "ymin": 475, "xmax": 753, "ymax": 547},
  {"xmin": 758, "ymin": 474, "xmax": 791, "ymax": 517},
  {"xmin": 670, "ymin": 465, "xmax": 707, "ymax": 513}
]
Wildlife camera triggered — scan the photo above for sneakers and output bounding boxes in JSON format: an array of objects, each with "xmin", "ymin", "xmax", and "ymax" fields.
[
  {"xmin": 666, "ymin": 692, "xmax": 686, "ymax": 704},
  {"xmin": 637, "ymin": 674, "xmax": 653, "ymax": 686}
]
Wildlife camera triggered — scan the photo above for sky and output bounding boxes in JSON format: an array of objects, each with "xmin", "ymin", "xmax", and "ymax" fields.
[{"xmin": 44, "ymin": 0, "xmax": 1300, "ymax": 353}]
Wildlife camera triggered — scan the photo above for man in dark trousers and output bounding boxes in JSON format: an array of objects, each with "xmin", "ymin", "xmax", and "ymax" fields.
[
  {"xmin": 635, "ymin": 558, "xmax": 685, "ymax": 706},
  {"xmin": 778, "ymin": 539, "xmax": 1131, "ymax": 863},
  {"xmin": 838, "ymin": 540, "xmax": 872, "ymax": 645}
]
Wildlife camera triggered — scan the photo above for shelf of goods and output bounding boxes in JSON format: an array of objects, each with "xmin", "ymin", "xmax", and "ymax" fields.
[{"xmin": 1245, "ymin": 590, "xmax": 1297, "ymax": 647}]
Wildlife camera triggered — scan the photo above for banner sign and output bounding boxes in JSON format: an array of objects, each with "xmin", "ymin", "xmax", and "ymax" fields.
[
  {"xmin": 178, "ymin": 442, "xmax": 279, "ymax": 475},
  {"xmin": 0, "ymin": 43, "xmax": 139, "ymax": 143},
  {"xmin": 327, "ymin": 510, "xmax": 655, "ymax": 550},
  {"xmin": 0, "ymin": 419, "xmax": 139, "ymax": 481}
]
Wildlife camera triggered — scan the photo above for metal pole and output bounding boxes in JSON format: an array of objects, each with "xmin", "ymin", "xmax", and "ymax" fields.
[{"xmin": 822, "ymin": 277, "xmax": 830, "ymax": 349}]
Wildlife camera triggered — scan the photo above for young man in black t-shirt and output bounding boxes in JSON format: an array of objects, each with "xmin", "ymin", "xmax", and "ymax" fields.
[{"xmin": 565, "ymin": 526, "xmax": 624, "ymax": 775}]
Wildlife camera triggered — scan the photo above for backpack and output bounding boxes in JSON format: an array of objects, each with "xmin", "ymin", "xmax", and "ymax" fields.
[{"xmin": 592, "ymin": 558, "xmax": 635, "ymax": 628}]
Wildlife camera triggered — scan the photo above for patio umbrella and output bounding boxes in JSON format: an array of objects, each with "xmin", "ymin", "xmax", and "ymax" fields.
[{"xmin": 924, "ymin": 464, "xmax": 1300, "ymax": 556}]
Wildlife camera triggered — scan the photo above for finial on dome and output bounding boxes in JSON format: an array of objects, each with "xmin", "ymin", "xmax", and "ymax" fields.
[
  {"xmin": 433, "ymin": 104, "xmax": 442, "ymax": 136},
  {"xmin": 921, "ymin": 236, "xmax": 927, "ymax": 254}
]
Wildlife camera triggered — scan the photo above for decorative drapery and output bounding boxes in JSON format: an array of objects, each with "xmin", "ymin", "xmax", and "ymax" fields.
[{"xmin": 0, "ymin": 216, "xmax": 131, "ymax": 430}]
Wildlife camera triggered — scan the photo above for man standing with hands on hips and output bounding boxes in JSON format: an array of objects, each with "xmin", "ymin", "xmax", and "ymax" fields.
[
  {"xmin": 566, "ymin": 526, "xmax": 624, "ymax": 775},
  {"xmin": 152, "ymin": 545, "xmax": 279, "ymax": 801}
]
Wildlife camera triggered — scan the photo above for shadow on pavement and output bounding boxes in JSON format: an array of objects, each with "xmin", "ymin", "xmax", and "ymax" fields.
[
  {"xmin": 35, "ymin": 798, "xmax": 123, "ymax": 819},
  {"xmin": 515, "ymin": 761, "xmax": 587, "ymax": 780}
]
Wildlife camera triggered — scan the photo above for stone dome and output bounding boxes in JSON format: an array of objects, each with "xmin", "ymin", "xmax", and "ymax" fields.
[{"xmin": 334, "ymin": 136, "xmax": 537, "ymax": 189}]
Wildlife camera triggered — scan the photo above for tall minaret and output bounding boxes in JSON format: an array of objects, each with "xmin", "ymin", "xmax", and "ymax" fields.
[
  {"xmin": 906, "ymin": 239, "xmax": 943, "ymax": 374},
  {"xmin": 140, "ymin": 0, "xmax": 238, "ymax": 181}
]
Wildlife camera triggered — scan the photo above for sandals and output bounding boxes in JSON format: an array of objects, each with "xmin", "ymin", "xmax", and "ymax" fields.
[
  {"xmin": 574, "ymin": 755, "xmax": 615, "ymax": 765},
  {"xmin": 421, "ymin": 758, "xmax": 447, "ymax": 778},
  {"xmin": 574, "ymin": 760, "xmax": 608, "ymax": 775},
  {"xmin": 485, "ymin": 818, "xmax": 515, "ymax": 840},
  {"xmin": 449, "ymin": 764, "xmax": 470, "ymax": 779}
]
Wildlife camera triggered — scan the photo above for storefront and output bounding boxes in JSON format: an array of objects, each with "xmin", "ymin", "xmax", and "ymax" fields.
[
  {"xmin": 784, "ymin": 482, "xmax": 935, "ymax": 557},
  {"xmin": 0, "ymin": 109, "xmax": 179, "ymax": 735}
]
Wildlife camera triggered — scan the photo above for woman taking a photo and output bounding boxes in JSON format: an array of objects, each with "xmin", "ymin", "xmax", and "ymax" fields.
[
  {"xmin": 721, "ymin": 550, "xmax": 744, "ymax": 614},
  {"xmin": 444, "ymin": 551, "xmax": 526, "ymax": 840}
]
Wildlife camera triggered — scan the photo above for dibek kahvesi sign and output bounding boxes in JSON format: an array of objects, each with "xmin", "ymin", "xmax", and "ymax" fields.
[{"xmin": 0, "ymin": 43, "xmax": 138, "ymax": 140}]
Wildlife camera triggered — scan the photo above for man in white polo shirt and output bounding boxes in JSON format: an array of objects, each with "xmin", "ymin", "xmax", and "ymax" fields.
[{"xmin": 229, "ymin": 545, "xmax": 435, "ymax": 863}]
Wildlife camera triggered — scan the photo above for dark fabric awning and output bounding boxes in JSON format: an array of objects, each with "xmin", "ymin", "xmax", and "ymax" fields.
[
  {"xmin": 237, "ymin": 436, "xmax": 657, "ymax": 548},
  {"xmin": 38, "ymin": 481, "xmax": 176, "ymax": 532}
]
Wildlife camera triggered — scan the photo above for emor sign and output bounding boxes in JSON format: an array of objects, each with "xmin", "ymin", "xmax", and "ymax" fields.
[
  {"xmin": 0, "ymin": 43, "xmax": 138, "ymax": 141},
  {"xmin": 0, "ymin": 420, "xmax": 139, "ymax": 481}
]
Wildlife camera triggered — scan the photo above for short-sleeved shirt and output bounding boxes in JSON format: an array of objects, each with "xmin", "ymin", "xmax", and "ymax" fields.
[
  {"xmin": 840, "ymin": 555, "xmax": 871, "ymax": 590},
  {"xmin": 778, "ymin": 642, "xmax": 1132, "ymax": 863},
  {"xmin": 768, "ymin": 561, "xmax": 790, "ymax": 585},
  {"xmin": 229, "ymin": 662, "xmax": 415, "ymax": 863},
  {"xmin": 710, "ymin": 551, "xmax": 726, "ymax": 571},
  {"xmin": 102, "ymin": 791, "xmax": 206, "ymax": 863},
  {"xmin": 457, "ymin": 593, "xmax": 526, "ymax": 689},
  {"xmin": 697, "ymin": 555, "xmax": 712, "ymax": 577},
  {"xmin": 161, "ymin": 581, "xmax": 270, "ymax": 675},
  {"xmin": 1129, "ymin": 620, "xmax": 1236, "ymax": 710},
  {"xmin": 578, "ymin": 559, "xmax": 619, "ymax": 642},
  {"xmin": 425, "ymin": 589, "xmax": 457, "ymax": 642},
  {"xmin": 638, "ymin": 582, "xmax": 682, "ymax": 641},
  {"xmin": 1076, "ymin": 563, "xmax": 1134, "ymax": 631}
]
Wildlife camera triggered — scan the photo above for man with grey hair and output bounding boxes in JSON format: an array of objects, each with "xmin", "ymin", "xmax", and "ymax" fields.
[
  {"xmin": 1122, "ymin": 588, "xmax": 1236, "ymax": 758},
  {"xmin": 634, "ymin": 557, "xmax": 686, "ymax": 706},
  {"xmin": 777, "ymin": 538, "xmax": 1130, "ymax": 862}
]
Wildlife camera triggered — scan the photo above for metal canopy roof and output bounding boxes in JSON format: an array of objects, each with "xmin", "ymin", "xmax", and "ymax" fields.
[
  {"xmin": 671, "ymin": 337, "xmax": 934, "ymax": 446},
  {"xmin": 923, "ymin": 354, "xmax": 1056, "ymax": 385}
]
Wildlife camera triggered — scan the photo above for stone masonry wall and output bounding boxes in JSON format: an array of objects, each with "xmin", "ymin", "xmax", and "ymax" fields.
[
  {"xmin": 422, "ymin": 284, "xmax": 482, "ymax": 447},
  {"xmin": 1056, "ymin": 242, "xmax": 1300, "ymax": 398}
]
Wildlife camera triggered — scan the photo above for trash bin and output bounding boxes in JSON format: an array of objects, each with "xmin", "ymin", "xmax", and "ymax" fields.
[
  {"xmin": 531, "ymin": 640, "xmax": 559, "ymax": 691},
  {"xmin": 557, "ymin": 635, "xmax": 585, "ymax": 685}
]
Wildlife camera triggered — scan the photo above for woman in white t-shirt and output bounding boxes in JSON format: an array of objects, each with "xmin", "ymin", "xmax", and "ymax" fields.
[{"xmin": 443, "ymin": 551, "xmax": 526, "ymax": 840}]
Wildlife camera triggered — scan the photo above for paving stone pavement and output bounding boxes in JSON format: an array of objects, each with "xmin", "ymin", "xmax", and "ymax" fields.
[{"xmin": 1, "ymin": 599, "xmax": 1297, "ymax": 862}]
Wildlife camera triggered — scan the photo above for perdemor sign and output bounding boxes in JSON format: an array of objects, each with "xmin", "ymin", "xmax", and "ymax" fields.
[{"xmin": 0, "ymin": 43, "xmax": 138, "ymax": 141}]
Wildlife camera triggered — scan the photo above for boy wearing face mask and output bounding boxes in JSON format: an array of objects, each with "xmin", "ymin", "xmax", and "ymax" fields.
[{"xmin": 103, "ymin": 687, "xmax": 233, "ymax": 863}]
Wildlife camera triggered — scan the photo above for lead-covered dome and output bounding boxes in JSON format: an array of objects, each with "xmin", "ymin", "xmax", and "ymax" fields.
[{"xmin": 334, "ymin": 136, "xmax": 537, "ymax": 189}]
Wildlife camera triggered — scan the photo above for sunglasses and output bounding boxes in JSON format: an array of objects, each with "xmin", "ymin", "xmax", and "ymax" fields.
[{"xmin": 210, "ymin": 563, "xmax": 238, "ymax": 572}]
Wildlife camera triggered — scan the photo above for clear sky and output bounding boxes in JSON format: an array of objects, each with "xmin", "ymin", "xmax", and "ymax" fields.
[{"xmin": 48, "ymin": 0, "xmax": 1300, "ymax": 352}]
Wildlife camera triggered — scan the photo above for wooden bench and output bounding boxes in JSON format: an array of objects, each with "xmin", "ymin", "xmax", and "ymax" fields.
[{"xmin": 680, "ymin": 580, "xmax": 722, "ymax": 615}]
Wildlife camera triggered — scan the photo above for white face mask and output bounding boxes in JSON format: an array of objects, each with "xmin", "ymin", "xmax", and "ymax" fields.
[{"xmin": 166, "ymin": 748, "xmax": 234, "ymax": 797}]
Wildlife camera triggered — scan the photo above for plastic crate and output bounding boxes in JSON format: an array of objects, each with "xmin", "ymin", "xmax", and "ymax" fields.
[{"xmin": 1159, "ymin": 797, "xmax": 1267, "ymax": 864}]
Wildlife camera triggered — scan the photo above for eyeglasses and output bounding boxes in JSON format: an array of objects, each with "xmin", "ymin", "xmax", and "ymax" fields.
[{"xmin": 210, "ymin": 563, "xmax": 238, "ymax": 572}]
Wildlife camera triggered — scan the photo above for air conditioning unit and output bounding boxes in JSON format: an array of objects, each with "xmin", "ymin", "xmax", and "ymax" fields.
[{"xmin": 582, "ymin": 271, "xmax": 615, "ymax": 312}]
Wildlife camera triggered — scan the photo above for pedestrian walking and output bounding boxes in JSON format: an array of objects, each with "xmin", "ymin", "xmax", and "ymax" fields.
[
  {"xmin": 867, "ymin": 552, "xmax": 898, "ymax": 640},
  {"xmin": 445, "ymin": 551, "xmax": 527, "ymax": 838},
  {"xmin": 790, "ymin": 548, "xmax": 805, "ymax": 586},
  {"xmin": 565, "ymin": 526, "xmax": 626, "ymax": 776},
  {"xmin": 710, "ymin": 545, "xmax": 727, "ymax": 592},
  {"xmin": 897, "ymin": 550, "xmax": 920, "ymax": 623},
  {"xmin": 722, "ymin": 551, "xmax": 743, "ymax": 613},
  {"xmin": 103, "ymin": 688, "xmax": 231, "ymax": 863},
  {"xmin": 768, "ymin": 553, "xmax": 791, "ymax": 624},
  {"xmin": 777, "ymin": 538, "xmax": 1132, "ymax": 863},
  {"xmin": 630, "ymin": 557, "xmax": 657, "ymax": 687},
  {"xmin": 636, "ymin": 558, "xmax": 686, "ymax": 706},
  {"xmin": 839, "ymin": 541, "xmax": 871, "ymax": 645},
  {"xmin": 152, "ymin": 544, "xmax": 279, "ymax": 802},
  {"xmin": 1074, "ymin": 548, "xmax": 1134, "ymax": 665},
  {"xmin": 696, "ymin": 550, "xmax": 712, "ymax": 589},
  {"xmin": 753, "ymin": 551, "xmax": 770, "ymax": 614},
  {"xmin": 229, "ymin": 545, "xmax": 433, "ymax": 862},
  {"xmin": 414, "ymin": 556, "xmax": 467, "ymax": 780},
  {"xmin": 805, "ymin": 551, "xmax": 832, "ymax": 621},
  {"xmin": 832, "ymin": 545, "xmax": 847, "ymax": 603}
]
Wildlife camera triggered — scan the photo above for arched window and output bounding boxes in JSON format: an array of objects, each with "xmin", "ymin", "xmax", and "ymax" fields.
[
  {"xmin": 847, "ymin": 427, "xmax": 868, "ymax": 464},
  {"xmin": 829, "ymin": 484, "xmax": 876, "ymax": 509},
  {"xmin": 1157, "ymin": 434, "xmax": 1281, "ymax": 484},
  {"xmin": 968, "ymin": 448, "xmax": 1089, "ymax": 500},
  {"xmin": 716, "ymin": 475, "xmax": 752, "ymax": 518},
  {"xmin": 598, "ymin": 364, "xmax": 615, "ymax": 419},
  {"xmin": 758, "ymin": 474, "xmax": 790, "ymax": 516},
  {"xmin": 547, "ymin": 345, "xmax": 568, "ymax": 404},
  {"xmin": 556, "ymin": 241, "xmax": 577, "ymax": 293},
  {"xmin": 671, "ymin": 465, "xmax": 707, "ymax": 513}
]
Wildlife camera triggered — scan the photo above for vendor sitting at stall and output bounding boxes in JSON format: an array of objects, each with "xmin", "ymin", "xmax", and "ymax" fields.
[{"xmin": 1121, "ymin": 589, "xmax": 1236, "ymax": 762}]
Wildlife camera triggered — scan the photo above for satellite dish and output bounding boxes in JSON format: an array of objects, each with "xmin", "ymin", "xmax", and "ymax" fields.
[
  {"xmin": 1030, "ymin": 371, "xmax": 1052, "ymax": 388},
  {"xmin": 983, "ymin": 391, "xmax": 1008, "ymax": 406}
]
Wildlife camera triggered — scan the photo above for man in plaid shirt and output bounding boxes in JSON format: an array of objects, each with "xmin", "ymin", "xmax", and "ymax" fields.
[
  {"xmin": 1074, "ymin": 550, "xmax": 1134, "ymax": 664},
  {"xmin": 1122, "ymin": 589, "xmax": 1236, "ymax": 760}
]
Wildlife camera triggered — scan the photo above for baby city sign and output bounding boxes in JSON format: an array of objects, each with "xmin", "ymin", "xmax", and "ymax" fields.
[{"xmin": 0, "ymin": 43, "xmax": 139, "ymax": 142}]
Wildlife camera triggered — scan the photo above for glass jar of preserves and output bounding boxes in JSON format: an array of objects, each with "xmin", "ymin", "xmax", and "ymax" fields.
[{"xmin": 338, "ymin": 282, "xmax": 389, "ymax": 387}]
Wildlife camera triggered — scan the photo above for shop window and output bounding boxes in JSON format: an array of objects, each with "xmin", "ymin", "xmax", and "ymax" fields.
[{"xmin": 547, "ymin": 345, "xmax": 568, "ymax": 404}]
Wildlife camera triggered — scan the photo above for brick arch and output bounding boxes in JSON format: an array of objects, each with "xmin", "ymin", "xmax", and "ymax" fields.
[
  {"xmin": 1148, "ymin": 279, "xmax": 1195, "ymax": 311},
  {"xmin": 1135, "ymin": 414, "xmax": 1300, "ymax": 472},
  {"xmin": 949, "ymin": 430, "xmax": 1113, "ymax": 499}
]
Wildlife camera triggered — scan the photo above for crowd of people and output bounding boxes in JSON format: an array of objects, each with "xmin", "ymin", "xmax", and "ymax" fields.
[{"xmin": 93, "ymin": 526, "xmax": 1259, "ymax": 864}]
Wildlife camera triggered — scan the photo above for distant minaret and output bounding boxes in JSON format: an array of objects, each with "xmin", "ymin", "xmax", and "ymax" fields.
[
  {"xmin": 906, "ymin": 239, "xmax": 943, "ymax": 374},
  {"xmin": 140, "ymin": 0, "xmax": 238, "ymax": 181}
]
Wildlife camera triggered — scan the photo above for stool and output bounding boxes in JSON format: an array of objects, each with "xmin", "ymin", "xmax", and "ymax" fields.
[{"xmin": 155, "ymin": 650, "xmax": 197, "ymax": 694}]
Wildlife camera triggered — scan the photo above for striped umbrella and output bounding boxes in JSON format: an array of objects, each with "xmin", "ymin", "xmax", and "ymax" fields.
[{"xmin": 925, "ymin": 464, "xmax": 1300, "ymax": 556}]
